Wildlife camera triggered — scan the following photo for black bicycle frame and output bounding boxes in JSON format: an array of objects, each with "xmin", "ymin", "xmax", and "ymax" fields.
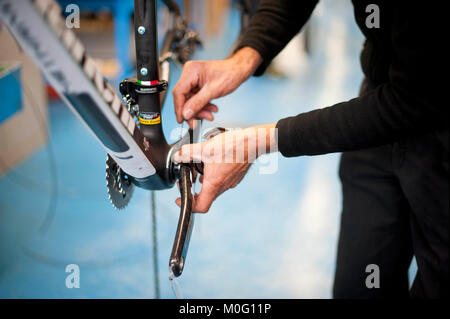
[
  {"xmin": 131, "ymin": 0, "xmax": 173, "ymax": 190},
  {"xmin": 129, "ymin": 0, "xmax": 201, "ymax": 192},
  {"xmin": 0, "ymin": 0, "xmax": 199, "ymax": 278},
  {"xmin": 132, "ymin": 0, "xmax": 196, "ymax": 277}
]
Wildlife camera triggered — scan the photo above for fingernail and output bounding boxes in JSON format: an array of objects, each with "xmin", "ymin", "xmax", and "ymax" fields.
[{"xmin": 184, "ymin": 109, "xmax": 193, "ymax": 119}]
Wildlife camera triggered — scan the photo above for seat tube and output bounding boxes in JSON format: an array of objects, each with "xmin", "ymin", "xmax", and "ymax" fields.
[{"xmin": 134, "ymin": 0, "xmax": 166, "ymax": 148}]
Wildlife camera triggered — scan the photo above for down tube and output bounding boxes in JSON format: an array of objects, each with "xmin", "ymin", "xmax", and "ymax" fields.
[{"xmin": 0, "ymin": 0, "xmax": 162, "ymax": 183}]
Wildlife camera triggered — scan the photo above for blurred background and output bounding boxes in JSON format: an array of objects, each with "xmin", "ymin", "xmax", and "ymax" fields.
[{"xmin": 0, "ymin": 0, "xmax": 416, "ymax": 298}]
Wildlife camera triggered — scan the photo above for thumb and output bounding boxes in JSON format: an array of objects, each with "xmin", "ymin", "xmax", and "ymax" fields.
[
  {"xmin": 182, "ymin": 86, "xmax": 213, "ymax": 121},
  {"xmin": 192, "ymin": 187, "xmax": 216, "ymax": 213},
  {"xmin": 173, "ymin": 142, "xmax": 204, "ymax": 163}
]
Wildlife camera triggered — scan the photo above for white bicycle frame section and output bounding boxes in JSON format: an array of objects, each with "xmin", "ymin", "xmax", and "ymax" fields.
[{"xmin": 0, "ymin": 0, "xmax": 158, "ymax": 179}]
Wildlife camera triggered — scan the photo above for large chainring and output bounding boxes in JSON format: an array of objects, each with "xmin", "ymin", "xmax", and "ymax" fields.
[{"xmin": 106, "ymin": 154, "xmax": 134, "ymax": 210}]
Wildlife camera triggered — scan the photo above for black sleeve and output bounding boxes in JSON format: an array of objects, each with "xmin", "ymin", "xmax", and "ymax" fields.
[
  {"xmin": 276, "ymin": 5, "xmax": 449, "ymax": 157},
  {"xmin": 234, "ymin": 0, "xmax": 319, "ymax": 76}
]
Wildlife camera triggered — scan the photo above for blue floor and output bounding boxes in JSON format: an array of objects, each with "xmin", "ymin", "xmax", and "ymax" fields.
[{"xmin": 0, "ymin": 1, "xmax": 416, "ymax": 298}]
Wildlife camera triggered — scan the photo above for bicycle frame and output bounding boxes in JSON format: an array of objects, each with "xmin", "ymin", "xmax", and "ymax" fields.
[
  {"xmin": 0, "ymin": 0, "xmax": 197, "ymax": 189},
  {"xmin": 0, "ymin": 0, "xmax": 199, "ymax": 277}
]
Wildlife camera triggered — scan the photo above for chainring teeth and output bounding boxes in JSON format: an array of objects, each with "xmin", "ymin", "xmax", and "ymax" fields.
[{"xmin": 106, "ymin": 155, "xmax": 134, "ymax": 210}]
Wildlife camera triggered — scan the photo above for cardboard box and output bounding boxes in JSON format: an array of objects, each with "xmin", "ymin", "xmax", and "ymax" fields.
[
  {"xmin": 0, "ymin": 24, "xmax": 48, "ymax": 176},
  {"xmin": 0, "ymin": 63, "xmax": 23, "ymax": 124}
]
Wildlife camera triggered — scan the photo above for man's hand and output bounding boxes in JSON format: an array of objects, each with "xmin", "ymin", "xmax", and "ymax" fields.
[
  {"xmin": 172, "ymin": 47, "xmax": 263, "ymax": 128},
  {"xmin": 173, "ymin": 123, "xmax": 277, "ymax": 213}
]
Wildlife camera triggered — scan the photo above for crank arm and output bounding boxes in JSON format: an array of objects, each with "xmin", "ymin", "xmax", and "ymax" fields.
[
  {"xmin": 169, "ymin": 164, "xmax": 195, "ymax": 277},
  {"xmin": 168, "ymin": 126, "xmax": 226, "ymax": 277}
]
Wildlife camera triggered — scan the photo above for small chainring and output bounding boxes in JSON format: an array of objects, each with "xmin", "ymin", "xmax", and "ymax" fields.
[{"xmin": 106, "ymin": 154, "xmax": 134, "ymax": 210}]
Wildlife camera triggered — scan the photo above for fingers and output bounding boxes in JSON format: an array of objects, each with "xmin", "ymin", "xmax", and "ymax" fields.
[
  {"xmin": 173, "ymin": 63, "xmax": 200, "ymax": 123},
  {"xmin": 195, "ymin": 103, "xmax": 219, "ymax": 121},
  {"xmin": 173, "ymin": 90, "xmax": 186, "ymax": 124},
  {"xmin": 173, "ymin": 142, "xmax": 204, "ymax": 163},
  {"xmin": 192, "ymin": 187, "xmax": 215, "ymax": 213},
  {"xmin": 174, "ymin": 85, "xmax": 218, "ymax": 126},
  {"xmin": 174, "ymin": 191, "xmax": 213, "ymax": 213},
  {"xmin": 196, "ymin": 110, "xmax": 214, "ymax": 121},
  {"xmin": 173, "ymin": 59, "xmax": 221, "ymax": 125},
  {"xmin": 182, "ymin": 86, "xmax": 213, "ymax": 121},
  {"xmin": 203, "ymin": 103, "xmax": 219, "ymax": 113},
  {"xmin": 185, "ymin": 104, "xmax": 219, "ymax": 129}
]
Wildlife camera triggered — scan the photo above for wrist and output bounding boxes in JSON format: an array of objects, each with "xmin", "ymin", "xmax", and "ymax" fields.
[
  {"xmin": 208, "ymin": 124, "xmax": 277, "ymax": 164},
  {"xmin": 230, "ymin": 47, "xmax": 263, "ymax": 80},
  {"xmin": 255, "ymin": 123, "xmax": 278, "ymax": 157},
  {"xmin": 236, "ymin": 123, "xmax": 278, "ymax": 163}
]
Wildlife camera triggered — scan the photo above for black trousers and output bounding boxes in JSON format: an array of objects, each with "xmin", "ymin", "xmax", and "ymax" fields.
[{"xmin": 333, "ymin": 82, "xmax": 449, "ymax": 298}]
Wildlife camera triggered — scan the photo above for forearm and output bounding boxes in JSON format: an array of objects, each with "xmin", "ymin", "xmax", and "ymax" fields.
[
  {"xmin": 276, "ymin": 83, "xmax": 448, "ymax": 157},
  {"xmin": 235, "ymin": 0, "xmax": 318, "ymax": 76},
  {"xmin": 229, "ymin": 47, "xmax": 263, "ymax": 82},
  {"xmin": 275, "ymin": 4, "xmax": 448, "ymax": 157}
]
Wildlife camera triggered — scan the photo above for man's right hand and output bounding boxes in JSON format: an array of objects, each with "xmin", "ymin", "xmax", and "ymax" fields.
[{"xmin": 172, "ymin": 47, "xmax": 263, "ymax": 128}]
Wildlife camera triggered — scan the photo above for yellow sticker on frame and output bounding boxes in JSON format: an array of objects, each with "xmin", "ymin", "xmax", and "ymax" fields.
[{"xmin": 139, "ymin": 112, "xmax": 161, "ymax": 125}]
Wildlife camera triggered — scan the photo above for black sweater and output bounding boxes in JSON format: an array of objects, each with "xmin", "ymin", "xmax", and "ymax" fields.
[{"xmin": 236, "ymin": 0, "xmax": 448, "ymax": 157}]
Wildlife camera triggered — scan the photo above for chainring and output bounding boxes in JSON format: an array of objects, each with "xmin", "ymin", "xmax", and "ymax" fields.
[{"xmin": 106, "ymin": 154, "xmax": 134, "ymax": 210}]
